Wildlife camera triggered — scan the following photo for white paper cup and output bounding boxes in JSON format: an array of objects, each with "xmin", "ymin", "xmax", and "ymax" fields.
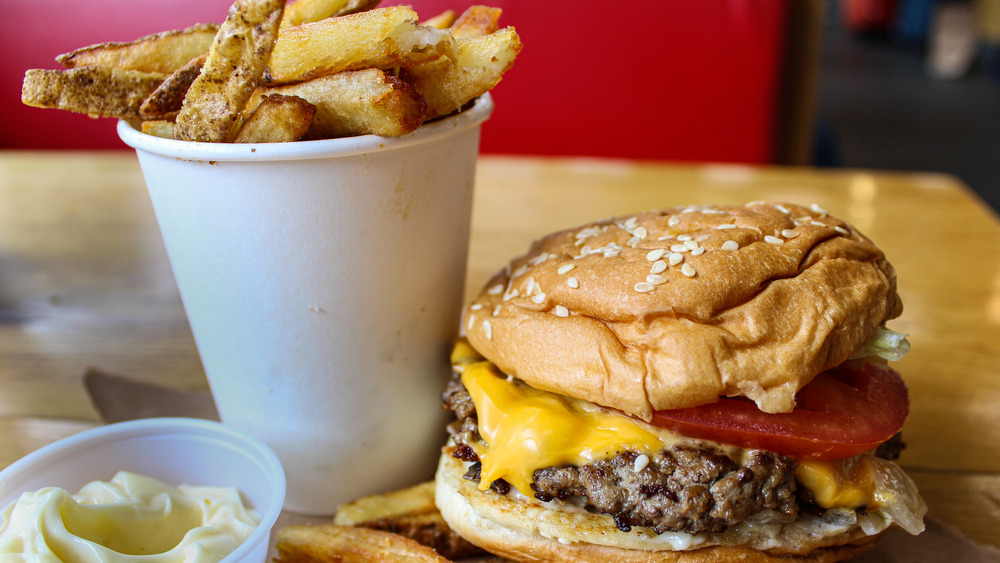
[
  {"xmin": 117, "ymin": 95, "xmax": 493, "ymax": 514},
  {"xmin": 0, "ymin": 418, "xmax": 285, "ymax": 563}
]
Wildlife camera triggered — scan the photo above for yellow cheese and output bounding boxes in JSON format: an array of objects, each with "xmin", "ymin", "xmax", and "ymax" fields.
[
  {"xmin": 460, "ymin": 360, "xmax": 667, "ymax": 495},
  {"xmin": 796, "ymin": 458, "xmax": 875, "ymax": 509},
  {"xmin": 453, "ymin": 339, "xmax": 881, "ymax": 510}
]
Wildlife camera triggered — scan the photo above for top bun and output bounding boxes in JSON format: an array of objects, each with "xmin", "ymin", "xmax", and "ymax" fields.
[{"xmin": 463, "ymin": 202, "xmax": 901, "ymax": 419}]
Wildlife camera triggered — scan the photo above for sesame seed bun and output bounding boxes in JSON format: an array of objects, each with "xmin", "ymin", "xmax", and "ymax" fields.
[
  {"xmin": 463, "ymin": 202, "xmax": 901, "ymax": 419},
  {"xmin": 435, "ymin": 452, "xmax": 881, "ymax": 562}
]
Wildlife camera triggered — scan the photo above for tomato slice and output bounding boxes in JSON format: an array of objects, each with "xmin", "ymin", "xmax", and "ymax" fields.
[{"xmin": 649, "ymin": 363, "xmax": 909, "ymax": 460}]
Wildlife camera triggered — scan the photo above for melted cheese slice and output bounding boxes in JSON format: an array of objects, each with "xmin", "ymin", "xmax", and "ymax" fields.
[
  {"xmin": 796, "ymin": 458, "xmax": 875, "ymax": 509},
  {"xmin": 460, "ymin": 361, "xmax": 668, "ymax": 495},
  {"xmin": 452, "ymin": 340, "xmax": 882, "ymax": 510}
]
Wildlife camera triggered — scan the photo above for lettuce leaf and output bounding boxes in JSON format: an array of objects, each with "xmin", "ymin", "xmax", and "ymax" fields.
[{"xmin": 850, "ymin": 326, "xmax": 911, "ymax": 362}]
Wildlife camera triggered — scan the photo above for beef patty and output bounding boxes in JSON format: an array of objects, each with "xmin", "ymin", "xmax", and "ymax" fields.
[
  {"xmin": 443, "ymin": 371, "xmax": 906, "ymax": 535},
  {"xmin": 442, "ymin": 372, "xmax": 799, "ymax": 534}
]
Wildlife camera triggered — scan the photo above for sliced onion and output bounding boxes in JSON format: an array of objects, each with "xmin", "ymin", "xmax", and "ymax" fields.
[{"xmin": 867, "ymin": 456, "xmax": 928, "ymax": 535}]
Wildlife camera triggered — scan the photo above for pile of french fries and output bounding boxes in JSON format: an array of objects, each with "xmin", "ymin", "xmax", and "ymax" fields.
[
  {"xmin": 21, "ymin": 0, "xmax": 521, "ymax": 144},
  {"xmin": 276, "ymin": 481, "xmax": 488, "ymax": 562}
]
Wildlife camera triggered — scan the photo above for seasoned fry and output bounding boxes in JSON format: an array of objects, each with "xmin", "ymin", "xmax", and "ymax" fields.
[
  {"xmin": 275, "ymin": 523, "xmax": 450, "ymax": 563},
  {"xmin": 335, "ymin": 482, "xmax": 440, "ymax": 525},
  {"xmin": 174, "ymin": 0, "xmax": 284, "ymax": 143},
  {"xmin": 334, "ymin": 482, "xmax": 484, "ymax": 560},
  {"xmin": 266, "ymin": 6, "xmax": 456, "ymax": 85},
  {"xmin": 402, "ymin": 27, "xmax": 522, "ymax": 120},
  {"xmin": 140, "ymin": 54, "xmax": 207, "ymax": 119},
  {"xmin": 56, "ymin": 23, "xmax": 219, "ymax": 74},
  {"xmin": 231, "ymin": 94, "xmax": 316, "ymax": 143},
  {"xmin": 22, "ymin": 67, "xmax": 165, "ymax": 119},
  {"xmin": 449, "ymin": 6, "xmax": 502, "ymax": 39},
  {"xmin": 142, "ymin": 120, "xmax": 175, "ymax": 139},
  {"xmin": 280, "ymin": 0, "xmax": 381, "ymax": 28},
  {"xmin": 421, "ymin": 9, "xmax": 457, "ymax": 29},
  {"xmin": 248, "ymin": 68, "xmax": 425, "ymax": 137},
  {"xmin": 21, "ymin": 1, "xmax": 521, "ymax": 143}
]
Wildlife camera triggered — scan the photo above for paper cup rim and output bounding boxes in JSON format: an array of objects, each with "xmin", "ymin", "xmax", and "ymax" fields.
[{"xmin": 117, "ymin": 93, "xmax": 493, "ymax": 162}]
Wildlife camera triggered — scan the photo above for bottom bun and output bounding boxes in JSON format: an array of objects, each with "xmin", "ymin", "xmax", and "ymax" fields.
[{"xmin": 435, "ymin": 452, "xmax": 880, "ymax": 563}]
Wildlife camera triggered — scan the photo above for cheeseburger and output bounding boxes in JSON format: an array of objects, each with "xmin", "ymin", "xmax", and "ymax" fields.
[{"xmin": 436, "ymin": 202, "xmax": 926, "ymax": 562}]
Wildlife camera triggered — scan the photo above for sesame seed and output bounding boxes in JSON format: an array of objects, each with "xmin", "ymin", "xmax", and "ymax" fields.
[
  {"xmin": 691, "ymin": 247, "xmax": 705, "ymax": 256},
  {"xmin": 775, "ymin": 204, "xmax": 790, "ymax": 214},
  {"xmin": 467, "ymin": 314, "xmax": 475, "ymax": 330},
  {"xmin": 530, "ymin": 253, "xmax": 548, "ymax": 266},
  {"xmin": 567, "ymin": 277, "xmax": 579, "ymax": 289},
  {"xmin": 578, "ymin": 245, "xmax": 593, "ymax": 257},
  {"xmin": 695, "ymin": 234, "xmax": 710, "ymax": 242},
  {"xmin": 670, "ymin": 244, "xmax": 689, "ymax": 253},
  {"xmin": 669, "ymin": 252, "xmax": 684, "ymax": 266},
  {"xmin": 722, "ymin": 240, "xmax": 739, "ymax": 251},
  {"xmin": 646, "ymin": 274, "xmax": 666, "ymax": 285},
  {"xmin": 657, "ymin": 235, "xmax": 675, "ymax": 241},
  {"xmin": 835, "ymin": 226, "xmax": 850, "ymax": 236},
  {"xmin": 683, "ymin": 240, "xmax": 699, "ymax": 250},
  {"xmin": 634, "ymin": 454, "xmax": 650, "ymax": 472},
  {"xmin": 650, "ymin": 260, "xmax": 667, "ymax": 274},
  {"xmin": 717, "ymin": 224, "xmax": 737, "ymax": 229},
  {"xmin": 525, "ymin": 277, "xmax": 537, "ymax": 295},
  {"xmin": 604, "ymin": 247, "xmax": 622, "ymax": 258},
  {"xmin": 677, "ymin": 234, "xmax": 692, "ymax": 242},
  {"xmin": 557, "ymin": 264, "xmax": 576, "ymax": 275},
  {"xmin": 702, "ymin": 208, "xmax": 723, "ymax": 214},
  {"xmin": 765, "ymin": 235, "xmax": 784, "ymax": 245},
  {"xmin": 503, "ymin": 289, "xmax": 520, "ymax": 301},
  {"xmin": 532, "ymin": 292, "xmax": 546, "ymax": 304},
  {"xmin": 668, "ymin": 216, "xmax": 680, "ymax": 227},
  {"xmin": 513, "ymin": 265, "xmax": 527, "ymax": 277},
  {"xmin": 634, "ymin": 226, "xmax": 648, "ymax": 240},
  {"xmin": 470, "ymin": 303, "xmax": 483, "ymax": 310},
  {"xmin": 488, "ymin": 284, "xmax": 504, "ymax": 295},
  {"xmin": 554, "ymin": 305, "xmax": 569, "ymax": 317},
  {"xmin": 811, "ymin": 220, "xmax": 826, "ymax": 227},
  {"xmin": 681, "ymin": 264, "xmax": 696, "ymax": 277},
  {"xmin": 493, "ymin": 305, "xmax": 501, "ymax": 316},
  {"xmin": 781, "ymin": 229, "xmax": 799, "ymax": 238},
  {"xmin": 483, "ymin": 320, "xmax": 492, "ymax": 340},
  {"xmin": 634, "ymin": 282, "xmax": 655, "ymax": 293},
  {"xmin": 627, "ymin": 237, "xmax": 640, "ymax": 248},
  {"xmin": 810, "ymin": 203, "xmax": 829, "ymax": 215},
  {"xmin": 647, "ymin": 248, "xmax": 666, "ymax": 261},
  {"xmin": 624, "ymin": 216, "xmax": 639, "ymax": 230}
]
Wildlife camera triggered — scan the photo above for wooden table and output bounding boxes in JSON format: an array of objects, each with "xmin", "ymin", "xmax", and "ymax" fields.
[{"xmin": 1, "ymin": 152, "xmax": 999, "ymax": 549}]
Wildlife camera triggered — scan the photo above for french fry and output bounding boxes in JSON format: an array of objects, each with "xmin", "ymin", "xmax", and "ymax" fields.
[
  {"xmin": 402, "ymin": 27, "xmax": 522, "ymax": 120},
  {"xmin": 280, "ymin": 0, "xmax": 381, "ymax": 28},
  {"xmin": 275, "ymin": 523, "xmax": 451, "ymax": 563},
  {"xmin": 174, "ymin": 0, "xmax": 284, "ymax": 143},
  {"xmin": 56, "ymin": 23, "xmax": 219, "ymax": 74},
  {"xmin": 334, "ymin": 481, "xmax": 485, "ymax": 560},
  {"xmin": 140, "ymin": 53, "xmax": 207, "ymax": 119},
  {"xmin": 421, "ymin": 9, "xmax": 457, "ymax": 29},
  {"xmin": 265, "ymin": 6, "xmax": 456, "ymax": 85},
  {"xmin": 449, "ymin": 6, "xmax": 503, "ymax": 39},
  {"xmin": 22, "ymin": 67, "xmax": 165, "ymax": 119},
  {"xmin": 141, "ymin": 120, "xmax": 175, "ymax": 139},
  {"xmin": 231, "ymin": 94, "xmax": 316, "ymax": 143},
  {"xmin": 248, "ymin": 68, "xmax": 425, "ymax": 138}
]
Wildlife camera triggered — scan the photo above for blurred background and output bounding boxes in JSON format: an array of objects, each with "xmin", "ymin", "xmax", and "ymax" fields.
[{"xmin": 3, "ymin": 0, "xmax": 998, "ymax": 210}]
